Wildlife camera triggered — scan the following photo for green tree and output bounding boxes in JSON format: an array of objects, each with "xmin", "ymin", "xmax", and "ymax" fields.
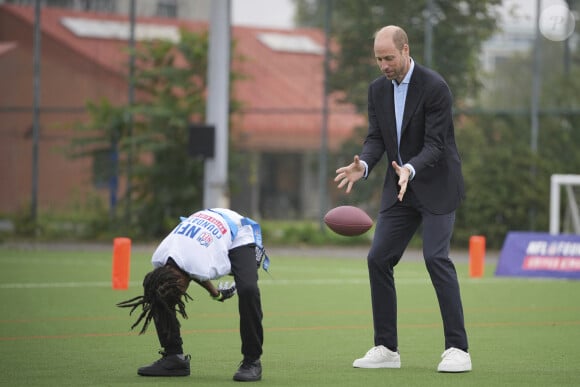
[
  {"xmin": 455, "ymin": 32, "xmax": 580, "ymax": 247},
  {"xmin": 294, "ymin": 0, "xmax": 501, "ymax": 109},
  {"xmin": 454, "ymin": 113, "xmax": 550, "ymax": 248},
  {"xmin": 127, "ymin": 29, "xmax": 209, "ymax": 237},
  {"xmin": 71, "ymin": 29, "xmax": 242, "ymax": 238}
]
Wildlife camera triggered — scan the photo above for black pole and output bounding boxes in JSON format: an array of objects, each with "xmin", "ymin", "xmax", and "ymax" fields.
[
  {"xmin": 125, "ymin": 0, "xmax": 136, "ymax": 231},
  {"xmin": 563, "ymin": 0, "xmax": 573, "ymax": 75},
  {"xmin": 319, "ymin": 0, "xmax": 332, "ymax": 232},
  {"xmin": 424, "ymin": 0, "xmax": 434, "ymax": 67},
  {"xmin": 529, "ymin": 0, "xmax": 543, "ymax": 230},
  {"xmin": 31, "ymin": 0, "xmax": 41, "ymax": 232}
]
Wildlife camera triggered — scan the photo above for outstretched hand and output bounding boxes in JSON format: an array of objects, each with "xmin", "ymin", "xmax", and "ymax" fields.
[
  {"xmin": 391, "ymin": 161, "xmax": 411, "ymax": 201},
  {"xmin": 334, "ymin": 155, "xmax": 365, "ymax": 194}
]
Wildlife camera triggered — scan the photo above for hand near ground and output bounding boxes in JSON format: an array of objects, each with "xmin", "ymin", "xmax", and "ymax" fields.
[
  {"xmin": 391, "ymin": 161, "xmax": 410, "ymax": 201},
  {"xmin": 212, "ymin": 281, "xmax": 236, "ymax": 302},
  {"xmin": 334, "ymin": 156, "xmax": 365, "ymax": 194}
]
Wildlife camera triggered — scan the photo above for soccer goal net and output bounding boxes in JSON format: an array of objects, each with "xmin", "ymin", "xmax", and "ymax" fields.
[{"xmin": 550, "ymin": 174, "xmax": 580, "ymax": 235}]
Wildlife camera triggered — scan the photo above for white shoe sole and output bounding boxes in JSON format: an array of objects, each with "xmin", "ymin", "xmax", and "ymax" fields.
[
  {"xmin": 353, "ymin": 360, "xmax": 401, "ymax": 369},
  {"xmin": 437, "ymin": 363, "xmax": 472, "ymax": 372}
]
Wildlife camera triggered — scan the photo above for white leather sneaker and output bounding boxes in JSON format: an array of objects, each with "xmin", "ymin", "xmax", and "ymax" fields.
[
  {"xmin": 437, "ymin": 347, "xmax": 472, "ymax": 372},
  {"xmin": 352, "ymin": 345, "xmax": 401, "ymax": 368}
]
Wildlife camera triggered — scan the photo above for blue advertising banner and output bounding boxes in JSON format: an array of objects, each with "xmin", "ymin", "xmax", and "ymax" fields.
[{"xmin": 495, "ymin": 232, "xmax": 580, "ymax": 280}]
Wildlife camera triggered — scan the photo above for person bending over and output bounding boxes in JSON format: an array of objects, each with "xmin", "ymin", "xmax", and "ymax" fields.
[{"xmin": 118, "ymin": 208, "xmax": 269, "ymax": 382}]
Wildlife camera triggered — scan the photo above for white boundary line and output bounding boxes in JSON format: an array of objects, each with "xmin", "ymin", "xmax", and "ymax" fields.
[{"xmin": 0, "ymin": 277, "xmax": 553, "ymax": 289}]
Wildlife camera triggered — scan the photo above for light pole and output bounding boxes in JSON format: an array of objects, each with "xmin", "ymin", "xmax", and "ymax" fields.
[
  {"xmin": 203, "ymin": 0, "xmax": 231, "ymax": 209},
  {"xmin": 319, "ymin": 0, "xmax": 332, "ymax": 231}
]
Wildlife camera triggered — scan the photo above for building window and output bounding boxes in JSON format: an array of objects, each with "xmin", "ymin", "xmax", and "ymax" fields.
[
  {"xmin": 156, "ymin": 0, "xmax": 177, "ymax": 18},
  {"xmin": 78, "ymin": 0, "xmax": 116, "ymax": 13},
  {"xmin": 5, "ymin": 0, "xmax": 116, "ymax": 12},
  {"xmin": 46, "ymin": 0, "xmax": 74, "ymax": 7},
  {"xmin": 92, "ymin": 148, "xmax": 117, "ymax": 190},
  {"xmin": 3, "ymin": 0, "xmax": 62, "ymax": 6}
]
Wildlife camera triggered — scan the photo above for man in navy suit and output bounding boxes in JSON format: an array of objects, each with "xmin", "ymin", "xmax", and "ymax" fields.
[{"xmin": 334, "ymin": 25, "xmax": 471, "ymax": 373}]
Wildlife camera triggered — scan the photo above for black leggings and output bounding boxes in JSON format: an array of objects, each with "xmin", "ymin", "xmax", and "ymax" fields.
[{"xmin": 155, "ymin": 244, "xmax": 264, "ymax": 361}]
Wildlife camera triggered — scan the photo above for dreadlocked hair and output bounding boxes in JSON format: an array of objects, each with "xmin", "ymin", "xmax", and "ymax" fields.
[{"xmin": 116, "ymin": 265, "xmax": 192, "ymax": 336}]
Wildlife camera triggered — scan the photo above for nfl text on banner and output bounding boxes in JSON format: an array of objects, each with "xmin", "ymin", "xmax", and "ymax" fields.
[{"xmin": 495, "ymin": 232, "xmax": 580, "ymax": 280}]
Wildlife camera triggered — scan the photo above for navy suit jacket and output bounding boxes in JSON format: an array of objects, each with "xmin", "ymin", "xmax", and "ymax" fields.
[{"xmin": 360, "ymin": 63, "xmax": 465, "ymax": 214}]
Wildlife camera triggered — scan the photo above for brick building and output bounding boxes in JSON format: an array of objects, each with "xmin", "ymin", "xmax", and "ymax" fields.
[{"xmin": 0, "ymin": 4, "xmax": 364, "ymax": 220}]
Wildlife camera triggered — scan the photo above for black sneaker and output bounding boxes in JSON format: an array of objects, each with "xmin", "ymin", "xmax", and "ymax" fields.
[
  {"xmin": 137, "ymin": 351, "xmax": 191, "ymax": 376},
  {"xmin": 233, "ymin": 359, "xmax": 262, "ymax": 382}
]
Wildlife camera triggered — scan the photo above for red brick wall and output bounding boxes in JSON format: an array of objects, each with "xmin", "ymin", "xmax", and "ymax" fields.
[{"xmin": 0, "ymin": 9, "xmax": 128, "ymax": 214}]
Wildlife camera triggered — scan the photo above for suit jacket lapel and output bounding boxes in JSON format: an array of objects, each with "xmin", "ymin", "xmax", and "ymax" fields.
[{"xmin": 401, "ymin": 65, "xmax": 424, "ymax": 136}]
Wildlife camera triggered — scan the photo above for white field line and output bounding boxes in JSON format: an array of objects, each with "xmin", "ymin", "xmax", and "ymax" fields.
[{"xmin": 0, "ymin": 276, "xmax": 539, "ymax": 289}]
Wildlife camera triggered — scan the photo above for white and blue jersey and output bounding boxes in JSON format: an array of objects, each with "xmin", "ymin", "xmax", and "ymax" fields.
[{"xmin": 152, "ymin": 208, "xmax": 256, "ymax": 281}]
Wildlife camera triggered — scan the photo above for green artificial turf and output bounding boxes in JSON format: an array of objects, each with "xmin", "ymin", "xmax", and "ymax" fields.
[{"xmin": 1, "ymin": 245, "xmax": 579, "ymax": 386}]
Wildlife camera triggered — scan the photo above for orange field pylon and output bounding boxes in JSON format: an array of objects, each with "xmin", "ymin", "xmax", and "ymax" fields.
[
  {"xmin": 469, "ymin": 235, "xmax": 485, "ymax": 278},
  {"xmin": 112, "ymin": 237, "xmax": 131, "ymax": 290}
]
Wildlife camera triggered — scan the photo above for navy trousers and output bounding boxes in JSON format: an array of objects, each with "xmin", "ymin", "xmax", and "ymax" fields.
[{"xmin": 367, "ymin": 188, "xmax": 468, "ymax": 352}]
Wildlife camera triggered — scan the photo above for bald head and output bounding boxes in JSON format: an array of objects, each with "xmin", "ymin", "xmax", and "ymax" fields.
[{"xmin": 374, "ymin": 25, "xmax": 408, "ymax": 52}]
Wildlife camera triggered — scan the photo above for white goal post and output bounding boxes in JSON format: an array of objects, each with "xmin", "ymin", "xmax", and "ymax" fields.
[{"xmin": 550, "ymin": 174, "xmax": 580, "ymax": 235}]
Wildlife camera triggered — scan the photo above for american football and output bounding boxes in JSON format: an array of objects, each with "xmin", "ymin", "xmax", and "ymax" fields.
[{"xmin": 324, "ymin": 206, "xmax": 373, "ymax": 236}]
